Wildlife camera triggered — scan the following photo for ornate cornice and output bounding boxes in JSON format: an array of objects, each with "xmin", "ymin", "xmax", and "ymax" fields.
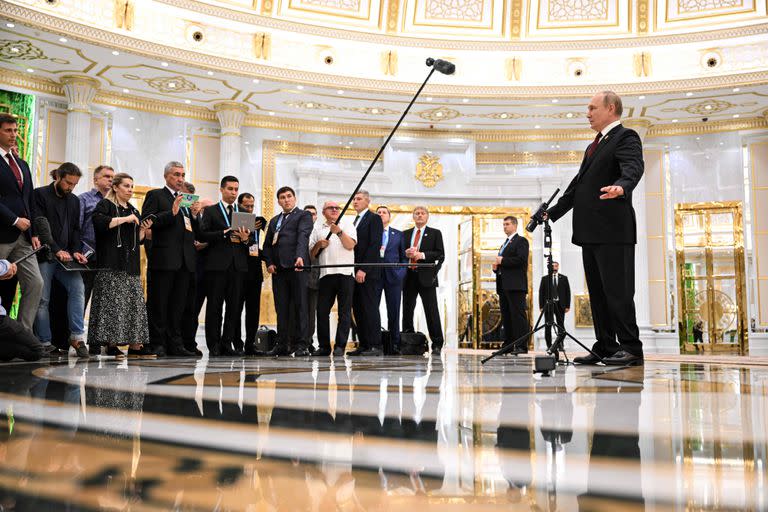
[
  {"xmin": 2, "ymin": 2, "xmax": 768, "ymax": 97},
  {"xmin": 647, "ymin": 116, "xmax": 768, "ymax": 137},
  {"xmin": 476, "ymin": 151, "xmax": 582, "ymax": 165},
  {"xmin": 154, "ymin": 0, "xmax": 768, "ymax": 51}
]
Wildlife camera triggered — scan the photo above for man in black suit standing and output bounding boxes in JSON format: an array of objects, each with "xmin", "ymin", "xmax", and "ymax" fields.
[
  {"xmin": 347, "ymin": 190, "xmax": 384, "ymax": 356},
  {"xmin": 493, "ymin": 216, "xmax": 529, "ymax": 355},
  {"xmin": 402, "ymin": 206, "xmax": 445, "ymax": 356},
  {"xmin": 262, "ymin": 186, "xmax": 313, "ymax": 357},
  {"xmin": 0, "ymin": 114, "xmax": 43, "ymax": 333},
  {"xmin": 546, "ymin": 91, "xmax": 644, "ymax": 366},
  {"xmin": 538, "ymin": 261, "xmax": 571, "ymax": 351},
  {"xmin": 141, "ymin": 161, "xmax": 197, "ymax": 357},
  {"xmin": 375, "ymin": 205, "xmax": 407, "ymax": 354},
  {"xmin": 236, "ymin": 192, "xmax": 265, "ymax": 355},
  {"xmin": 198, "ymin": 176, "xmax": 250, "ymax": 356}
]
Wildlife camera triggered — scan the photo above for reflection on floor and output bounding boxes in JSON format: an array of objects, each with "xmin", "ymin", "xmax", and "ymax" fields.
[{"xmin": 0, "ymin": 352, "xmax": 765, "ymax": 511}]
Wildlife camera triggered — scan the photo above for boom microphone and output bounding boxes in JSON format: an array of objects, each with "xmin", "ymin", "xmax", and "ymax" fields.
[{"xmin": 426, "ymin": 58, "xmax": 456, "ymax": 75}]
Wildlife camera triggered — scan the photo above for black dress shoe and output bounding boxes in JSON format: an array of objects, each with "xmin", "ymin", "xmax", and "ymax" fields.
[
  {"xmin": 573, "ymin": 353, "xmax": 604, "ymax": 365},
  {"xmin": 508, "ymin": 345, "xmax": 528, "ymax": 355},
  {"xmin": 292, "ymin": 347, "xmax": 311, "ymax": 357},
  {"xmin": 312, "ymin": 347, "xmax": 331, "ymax": 357},
  {"xmin": 346, "ymin": 346, "xmax": 368, "ymax": 356},
  {"xmin": 360, "ymin": 347, "xmax": 382, "ymax": 356},
  {"xmin": 431, "ymin": 346, "xmax": 442, "ymax": 357},
  {"xmin": 151, "ymin": 345, "xmax": 167, "ymax": 358},
  {"xmin": 266, "ymin": 345, "xmax": 290, "ymax": 357},
  {"xmin": 167, "ymin": 344, "xmax": 195, "ymax": 357},
  {"xmin": 332, "ymin": 346, "xmax": 346, "ymax": 357},
  {"xmin": 603, "ymin": 350, "xmax": 644, "ymax": 366}
]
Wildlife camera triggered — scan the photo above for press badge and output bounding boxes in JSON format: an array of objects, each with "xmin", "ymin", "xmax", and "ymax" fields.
[
  {"xmin": 184, "ymin": 215, "xmax": 193, "ymax": 232},
  {"xmin": 249, "ymin": 244, "xmax": 259, "ymax": 257}
]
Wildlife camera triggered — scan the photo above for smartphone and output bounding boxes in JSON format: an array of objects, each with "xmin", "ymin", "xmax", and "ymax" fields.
[{"xmin": 141, "ymin": 213, "xmax": 157, "ymax": 223}]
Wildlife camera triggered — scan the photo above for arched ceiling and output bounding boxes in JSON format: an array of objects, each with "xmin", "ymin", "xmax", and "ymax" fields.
[{"xmin": 0, "ymin": 0, "xmax": 767, "ymax": 132}]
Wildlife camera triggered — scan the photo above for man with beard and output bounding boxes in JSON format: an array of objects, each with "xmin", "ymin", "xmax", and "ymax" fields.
[{"xmin": 33, "ymin": 162, "xmax": 89, "ymax": 358}]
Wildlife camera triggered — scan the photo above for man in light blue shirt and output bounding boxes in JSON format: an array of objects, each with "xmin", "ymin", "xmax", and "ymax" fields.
[{"xmin": 0, "ymin": 258, "xmax": 43, "ymax": 361}]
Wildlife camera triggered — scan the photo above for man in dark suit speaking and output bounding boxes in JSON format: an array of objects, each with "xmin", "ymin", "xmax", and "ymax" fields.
[
  {"xmin": 493, "ymin": 215, "xmax": 529, "ymax": 355},
  {"xmin": 262, "ymin": 186, "xmax": 313, "ymax": 357},
  {"xmin": 538, "ymin": 261, "xmax": 571, "ymax": 351},
  {"xmin": 546, "ymin": 91, "xmax": 644, "ymax": 366}
]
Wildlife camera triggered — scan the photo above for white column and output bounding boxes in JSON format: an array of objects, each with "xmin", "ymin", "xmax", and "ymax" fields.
[
  {"xmin": 214, "ymin": 102, "xmax": 249, "ymax": 182},
  {"xmin": 61, "ymin": 75, "xmax": 99, "ymax": 193},
  {"xmin": 623, "ymin": 118, "xmax": 653, "ymax": 342}
]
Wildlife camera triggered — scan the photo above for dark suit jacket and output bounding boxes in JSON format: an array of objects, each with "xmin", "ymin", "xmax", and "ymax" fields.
[
  {"xmin": 33, "ymin": 183, "xmax": 81, "ymax": 255},
  {"xmin": 402, "ymin": 225, "xmax": 444, "ymax": 288},
  {"xmin": 381, "ymin": 227, "xmax": 407, "ymax": 286},
  {"xmin": 538, "ymin": 273, "xmax": 571, "ymax": 310},
  {"xmin": 141, "ymin": 187, "xmax": 197, "ymax": 272},
  {"xmin": 262, "ymin": 208, "xmax": 312, "ymax": 270},
  {"xmin": 0, "ymin": 152, "xmax": 35, "ymax": 243},
  {"xmin": 198, "ymin": 203, "xmax": 248, "ymax": 273},
  {"xmin": 547, "ymin": 124, "xmax": 644, "ymax": 246},
  {"xmin": 494, "ymin": 234, "xmax": 528, "ymax": 292},
  {"xmin": 246, "ymin": 230, "xmax": 264, "ymax": 282},
  {"xmin": 353, "ymin": 210, "xmax": 384, "ymax": 281}
]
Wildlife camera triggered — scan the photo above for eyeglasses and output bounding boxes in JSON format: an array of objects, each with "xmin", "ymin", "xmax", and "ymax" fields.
[{"xmin": 325, "ymin": 206, "xmax": 341, "ymax": 211}]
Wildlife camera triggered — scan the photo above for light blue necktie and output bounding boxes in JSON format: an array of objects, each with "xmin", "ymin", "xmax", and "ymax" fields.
[
  {"xmin": 499, "ymin": 238, "xmax": 510, "ymax": 255},
  {"xmin": 381, "ymin": 229, "xmax": 389, "ymax": 249}
]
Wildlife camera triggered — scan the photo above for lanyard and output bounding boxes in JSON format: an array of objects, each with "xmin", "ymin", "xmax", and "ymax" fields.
[{"xmin": 218, "ymin": 201, "xmax": 238, "ymax": 228}]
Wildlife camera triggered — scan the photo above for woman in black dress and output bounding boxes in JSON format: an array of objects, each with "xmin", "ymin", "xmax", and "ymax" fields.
[{"xmin": 88, "ymin": 173, "xmax": 153, "ymax": 357}]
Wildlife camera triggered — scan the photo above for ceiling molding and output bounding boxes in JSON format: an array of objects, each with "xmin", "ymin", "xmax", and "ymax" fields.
[
  {"xmin": 646, "ymin": 116, "xmax": 768, "ymax": 137},
  {"xmin": 476, "ymin": 151, "xmax": 582, "ymax": 165},
  {"xmin": 3, "ymin": 2, "xmax": 768, "ymax": 97},
  {"xmin": 155, "ymin": 0, "xmax": 768, "ymax": 51}
]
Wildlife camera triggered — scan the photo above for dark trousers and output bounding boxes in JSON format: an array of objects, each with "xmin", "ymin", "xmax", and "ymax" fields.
[
  {"xmin": 402, "ymin": 271, "xmax": 443, "ymax": 348},
  {"xmin": 543, "ymin": 304, "xmax": 566, "ymax": 347},
  {"xmin": 374, "ymin": 279, "xmax": 403, "ymax": 350},
  {"xmin": 582, "ymin": 244, "xmax": 641, "ymax": 356},
  {"xmin": 272, "ymin": 270, "xmax": 309, "ymax": 351},
  {"xmin": 499, "ymin": 289, "xmax": 528, "ymax": 348},
  {"xmin": 353, "ymin": 278, "xmax": 381, "ymax": 350},
  {"xmin": 0, "ymin": 315, "xmax": 43, "ymax": 361},
  {"xmin": 307, "ymin": 287, "xmax": 318, "ymax": 343},
  {"xmin": 82, "ymin": 270, "xmax": 96, "ymax": 309},
  {"xmin": 204, "ymin": 267, "xmax": 244, "ymax": 352},
  {"xmin": 180, "ymin": 271, "xmax": 199, "ymax": 352},
  {"xmin": 237, "ymin": 275, "xmax": 262, "ymax": 348},
  {"xmin": 147, "ymin": 269, "xmax": 190, "ymax": 350},
  {"xmin": 317, "ymin": 274, "xmax": 354, "ymax": 350}
]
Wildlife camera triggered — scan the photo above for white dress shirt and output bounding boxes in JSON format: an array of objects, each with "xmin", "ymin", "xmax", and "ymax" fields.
[{"xmin": 309, "ymin": 217, "xmax": 357, "ymax": 279}]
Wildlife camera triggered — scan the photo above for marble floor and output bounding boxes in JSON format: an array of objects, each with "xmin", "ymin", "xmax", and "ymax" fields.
[{"xmin": 0, "ymin": 349, "xmax": 766, "ymax": 511}]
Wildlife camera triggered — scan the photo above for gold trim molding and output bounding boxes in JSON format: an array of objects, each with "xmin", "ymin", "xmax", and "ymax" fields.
[
  {"xmin": 4, "ymin": 3, "xmax": 768, "ymax": 97},
  {"xmin": 647, "ymin": 116, "xmax": 768, "ymax": 137},
  {"xmin": 476, "ymin": 151, "xmax": 582, "ymax": 164}
]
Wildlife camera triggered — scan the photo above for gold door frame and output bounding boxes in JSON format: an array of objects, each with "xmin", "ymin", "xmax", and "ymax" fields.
[
  {"xmin": 132, "ymin": 185, "xmax": 151, "ymax": 297},
  {"xmin": 675, "ymin": 201, "xmax": 747, "ymax": 355}
]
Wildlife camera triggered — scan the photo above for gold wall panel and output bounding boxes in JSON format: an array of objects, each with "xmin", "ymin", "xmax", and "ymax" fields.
[
  {"xmin": 750, "ymin": 141, "xmax": 768, "ymax": 327},
  {"xmin": 645, "ymin": 149, "xmax": 669, "ymax": 327}
]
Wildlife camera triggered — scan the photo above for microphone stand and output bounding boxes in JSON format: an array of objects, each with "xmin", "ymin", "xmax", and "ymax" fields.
[
  {"xmin": 316, "ymin": 59, "xmax": 448, "ymax": 255},
  {"xmin": 11, "ymin": 244, "xmax": 49, "ymax": 265},
  {"xmin": 296, "ymin": 262, "xmax": 436, "ymax": 270}
]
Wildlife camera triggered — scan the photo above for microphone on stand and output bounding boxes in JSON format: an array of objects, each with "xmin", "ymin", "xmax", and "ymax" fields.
[{"xmin": 426, "ymin": 58, "xmax": 456, "ymax": 75}]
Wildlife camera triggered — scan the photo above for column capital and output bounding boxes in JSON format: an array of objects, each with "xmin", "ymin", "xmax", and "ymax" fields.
[
  {"xmin": 622, "ymin": 118, "xmax": 653, "ymax": 141},
  {"xmin": 60, "ymin": 75, "xmax": 100, "ymax": 114},
  {"xmin": 213, "ymin": 102, "xmax": 249, "ymax": 137}
]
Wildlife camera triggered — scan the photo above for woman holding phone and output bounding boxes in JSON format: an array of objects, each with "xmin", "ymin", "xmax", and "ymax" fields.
[{"xmin": 88, "ymin": 173, "xmax": 154, "ymax": 357}]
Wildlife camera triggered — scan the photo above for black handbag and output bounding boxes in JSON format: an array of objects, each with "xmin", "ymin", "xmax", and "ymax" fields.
[
  {"xmin": 400, "ymin": 331, "xmax": 428, "ymax": 356},
  {"xmin": 255, "ymin": 325, "xmax": 277, "ymax": 352}
]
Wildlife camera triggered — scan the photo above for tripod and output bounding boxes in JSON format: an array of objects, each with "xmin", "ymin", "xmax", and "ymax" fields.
[{"xmin": 481, "ymin": 220, "xmax": 602, "ymax": 369}]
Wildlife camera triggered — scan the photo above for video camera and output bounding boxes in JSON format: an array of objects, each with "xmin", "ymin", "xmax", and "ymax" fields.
[{"xmin": 526, "ymin": 188, "xmax": 560, "ymax": 233}]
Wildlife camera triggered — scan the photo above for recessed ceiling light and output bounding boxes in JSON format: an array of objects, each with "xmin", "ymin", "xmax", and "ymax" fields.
[
  {"xmin": 402, "ymin": 122, "xmax": 408, "ymax": 127},
  {"xmin": 135, "ymin": 128, "xmax": 141, "ymax": 132},
  {"xmin": 695, "ymin": 137, "xmax": 700, "ymax": 140},
  {"xmin": 6, "ymin": 23, "xmax": 15, "ymax": 28},
  {"xmin": 551, "ymin": 145, "xmax": 555, "ymax": 149},
  {"xmin": 371, "ymin": 108, "xmax": 380, "ymax": 114},
  {"xmin": 306, "ymin": 103, "xmax": 314, "ymax": 108},
  {"xmin": 348, "ymin": 141, "xmax": 354, "ymax": 145},
  {"xmin": 244, "ymin": 141, "xmax": 250, "ymax": 145},
  {"xmin": 462, "ymin": 98, "xmax": 469, "ymax": 103},
  {"xmin": 252, "ymin": 78, "xmax": 260, "ymax": 84},
  {"xmin": 168, "ymin": 82, "xmax": 176, "ymax": 88},
  {"xmin": 672, "ymin": 119, "xmax": 678, "ymax": 123},
  {"xmin": 426, "ymin": 97, "xmax": 433, "ymax": 102},
  {"xmin": 534, "ymin": 125, "xmax": 540, "ymax": 129},
  {"xmin": 435, "ymin": 112, "xmax": 443, "ymax": 117},
  {"xmin": 184, "ymin": 100, "xmax": 191, "ymax": 104},
  {"xmin": 161, "ymin": 62, "xmax": 169, "ymax": 67},
  {"xmin": 685, "ymin": 92, "xmax": 693, "ymax": 97},
  {"xmin": 455, "ymin": 124, "xmax": 462, "ymax": 128},
  {"xmin": 25, "ymin": 68, "xmax": 33, "ymax": 73},
  {"xmin": 297, "ymin": 85, "xmax": 304, "ymax": 90},
  {"xmin": 556, "ymin": 144, "xmax": 560, "ymax": 148},
  {"xmin": 719, "ymin": 142, "xmax": 723, "ymax": 145},
  {"xmin": 551, "ymin": 99, "xmax": 559, "ymax": 103},
  {"xmin": 500, "ymin": 113, "xmax": 508, "ymax": 119},
  {"xmin": 337, "ymin": 89, "xmax": 344, "ymax": 95},
  {"xmin": 638, "ymin": 95, "xmax": 645, "ymax": 100},
  {"xmin": 128, "ymin": 117, "xmax": 134, "ymax": 120},
  {"xmin": 10, "ymin": 47, "xmax": 19, "ymax": 53},
  {"xmin": 675, "ymin": 145, "xmax": 680, "ymax": 149},
  {"xmin": 122, "ymin": 88, "xmax": 129, "ymax": 93},
  {"xmin": 704, "ymin": 105, "xmax": 712, "ymax": 110},
  {"xmin": 733, "ymin": 114, "xmax": 740, "ymax": 118},
  {"xmin": 269, "ymin": 111, "xmax": 274, "ymax": 116},
  {"xmin": 732, "ymin": 87, "xmax": 740, "ymax": 92},
  {"xmin": 338, "ymin": 141, "xmax": 342, "ymax": 145},
  {"xmin": 322, "ymin": 117, "xmax": 329, "ymax": 121},
  {"xmin": 207, "ymin": 71, "xmax": 214, "ymax": 76},
  {"xmin": 276, "ymin": 135, "xmax": 281, "ymax": 139},
  {"xmin": 59, "ymin": 37, "xmax": 67, "ymax": 43},
  {"xmin": 112, "ymin": 50, "xmax": 120, "ymax": 56},
  {"xmin": 483, "ymin": 145, "xmax": 488, "ymax": 149},
  {"xmin": 566, "ymin": 113, "xmax": 573, "ymax": 118}
]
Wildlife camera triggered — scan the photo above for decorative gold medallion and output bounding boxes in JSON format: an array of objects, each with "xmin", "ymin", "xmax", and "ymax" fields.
[{"xmin": 415, "ymin": 154, "xmax": 443, "ymax": 188}]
